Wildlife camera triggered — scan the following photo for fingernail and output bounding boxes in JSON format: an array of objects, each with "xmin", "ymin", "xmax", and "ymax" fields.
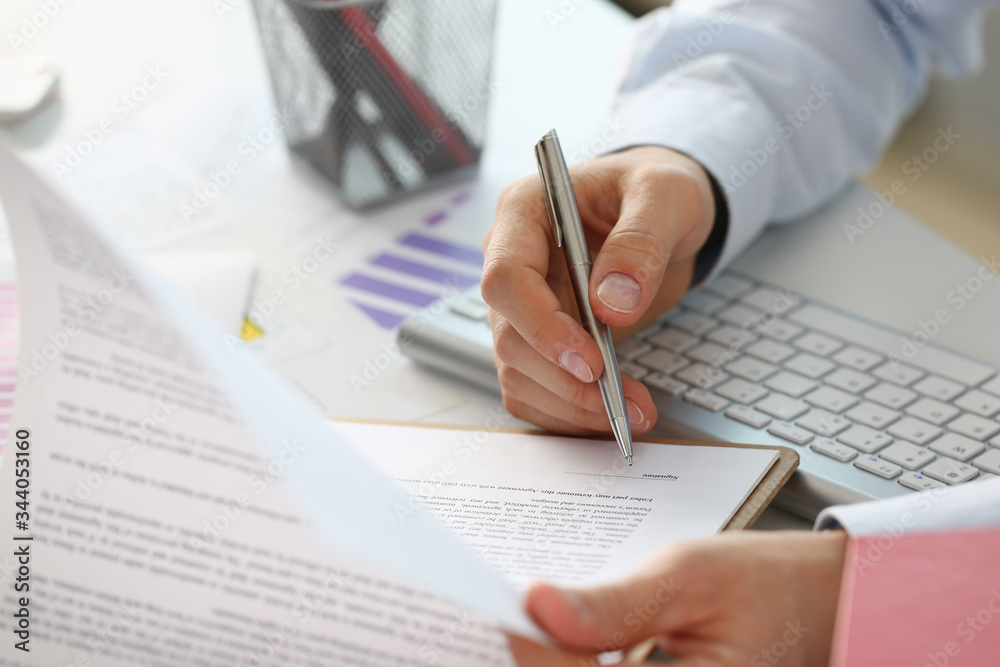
[
  {"xmin": 597, "ymin": 272, "xmax": 641, "ymax": 314},
  {"xmin": 559, "ymin": 350, "xmax": 594, "ymax": 383},
  {"xmin": 627, "ymin": 399, "xmax": 645, "ymax": 426},
  {"xmin": 557, "ymin": 589, "xmax": 597, "ymax": 628}
]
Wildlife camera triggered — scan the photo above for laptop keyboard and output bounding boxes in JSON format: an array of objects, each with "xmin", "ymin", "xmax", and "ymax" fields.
[
  {"xmin": 450, "ymin": 272, "xmax": 1000, "ymax": 493},
  {"xmin": 617, "ymin": 273, "xmax": 1000, "ymax": 491}
]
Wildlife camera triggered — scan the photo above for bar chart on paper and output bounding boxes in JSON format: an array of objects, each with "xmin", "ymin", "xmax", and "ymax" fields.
[{"xmin": 338, "ymin": 193, "xmax": 483, "ymax": 330}]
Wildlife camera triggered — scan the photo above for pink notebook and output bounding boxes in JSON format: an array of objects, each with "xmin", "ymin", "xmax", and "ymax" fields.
[{"xmin": 831, "ymin": 527, "xmax": 1000, "ymax": 667}]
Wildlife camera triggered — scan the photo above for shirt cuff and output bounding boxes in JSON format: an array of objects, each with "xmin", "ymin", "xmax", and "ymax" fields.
[{"xmin": 814, "ymin": 478, "xmax": 1000, "ymax": 537}]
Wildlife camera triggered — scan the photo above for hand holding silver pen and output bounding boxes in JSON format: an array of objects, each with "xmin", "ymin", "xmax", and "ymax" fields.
[{"xmin": 535, "ymin": 130, "xmax": 634, "ymax": 465}]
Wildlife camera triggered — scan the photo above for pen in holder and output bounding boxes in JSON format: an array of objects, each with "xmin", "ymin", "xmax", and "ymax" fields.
[{"xmin": 251, "ymin": 0, "xmax": 498, "ymax": 209}]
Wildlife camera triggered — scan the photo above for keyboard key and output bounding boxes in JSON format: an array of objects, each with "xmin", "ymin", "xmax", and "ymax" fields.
[
  {"xmin": 618, "ymin": 361, "xmax": 649, "ymax": 380},
  {"xmin": 832, "ymin": 346, "xmax": 884, "ymax": 372},
  {"xmin": 725, "ymin": 405, "xmax": 771, "ymax": 429},
  {"xmin": 972, "ymin": 448, "xmax": 1000, "ymax": 475},
  {"xmin": 811, "ymin": 438, "xmax": 858, "ymax": 462},
  {"xmin": 682, "ymin": 290, "xmax": 727, "ymax": 314},
  {"xmin": 790, "ymin": 304, "xmax": 994, "ymax": 386},
  {"xmin": 644, "ymin": 372, "xmax": 687, "ymax": 396},
  {"xmin": 845, "ymin": 402, "xmax": 901, "ymax": 429},
  {"xmin": 686, "ymin": 342, "xmax": 734, "ymax": 366},
  {"xmin": 784, "ymin": 353, "xmax": 836, "ymax": 379},
  {"xmin": 980, "ymin": 375, "xmax": 1000, "ymax": 398},
  {"xmin": 837, "ymin": 425, "xmax": 893, "ymax": 454},
  {"xmin": 740, "ymin": 287, "xmax": 801, "ymax": 312},
  {"xmin": 887, "ymin": 417, "xmax": 942, "ymax": 446},
  {"xmin": 745, "ymin": 339, "xmax": 796, "ymax": 364},
  {"xmin": 905, "ymin": 398, "xmax": 960, "ymax": 426},
  {"xmin": 756, "ymin": 395, "xmax": 810, "ymax": 421},
  {"xmin": 716, "ymin": 304, "xmax": 761, "ymax": 329},
  {"xmin": 759, "ymin": 320, "xmax": 804, "ymax": 343},
  {"xmin": 706, "ymin": 325, "xmax": 757, "ymax": 349},
  {"xmin": 865, "ymin": 383, "xmax": 918, "ymax": 410},
  {"xmin": 880, "ymin": 441, "xmax": 935, "ymax": 470},
  {"xmin": 671, "ymin": 311, "xmax": 718, "ymax": 336},
  {"xmin": 804, "ymin": 387, "xmax": 859, "ymax": 413},
  {"xmin": 922, "ymin": 457, "xmax": 979, "ymax": 484},
  {"xmin": 684, "ymin": 390, "xmax": 730, "ymax": 412},
  {"xmin": 705, "ymin": 274, "xmax": 754, "ymax": 300},
  {"xmin": 767, "ymin": 421, "xmax": 814, "ymax": 445},
  {"xmin": 854, "ymin": 455, "xmax": 902, "ymax": 479},
  {"xmin": 637, "ymin": 349, "xmax": 689, "ymax": 375},
  {"xmin": 928, "ymin": 433, "xmax": 986, "ymax": 462},
  {"xmin": 635, "ymin": 321, "xmax": 665, "ymax": 340},
  {"xmin": 451, "ymin": 294, "xmax": 489, "ymax": 320},
  {"xmin": 797, "ymin": 409, "xmax": 850, "ymax": 437},
  {"xmin": 616, "ymin": 339, "xmax": 653, "ymax": 361},
  {"xmin": 899, "ymin": 472, "xmax": 946, "ymax": 491},
  {"xmin": 912, "ymin": 375, "xmax": 966, "ymax": 402},
  {"xmin": 765, "ymin": 371, "xmax": 817, "ymax": 398},
  {"xmin": 953, "ymin": 389, "xmax": 1000, "ymax": 418},
  {"xmin": 648, "ymin": 327, "xmax": 700, "ymax": 353},
  {"xmin": 725, "ymin": 356, "xmax": 778, "ymax": 382},
  {"xmin": 793, "ymin": 332, "xmax": 844, "ymax": 357},
  {"xmin": 946, "ymin": 414, "xmax": 1000, "ymax": 441},
  {"xmin": 872, "ymin": 361, "xmax": 924, "ymax": 387},
  {"xmin": 715, "ymin": 379, "xmax": 769, "ymax": 405},
  {"xmin": 675, "ymin": 363, "xmax": 728, "ymax": 390},
  {"xmin": 823, "ymin": 368, "xmax": 877, "ymax": 394}
]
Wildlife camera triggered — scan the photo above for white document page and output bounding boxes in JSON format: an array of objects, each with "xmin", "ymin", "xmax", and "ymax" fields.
[
  {"xmin": 342, "ymin": 422, "xmax": 779, "ymax": 586},
  {"xmin": 0, "ymin": 144, "xmax": 534, "ymax": 665}
]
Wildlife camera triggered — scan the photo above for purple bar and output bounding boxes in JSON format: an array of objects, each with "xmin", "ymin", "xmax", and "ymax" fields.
[
  {"xmin": 341, "ymin": 273, "xmax": 438, "ymax": 307},
  {"xmin": 371, "ymin": 254, "xmax": 478, "ymax": 289},
  {"xmin": 399, "ymin": 233, "xmax": 483, "ymax": 267},
  {"xmin": 451, "ymin": 190, "xmax": 472, "ymax": 206},
  {"xmin": 424, "ymin": 211, "xmax": 447, "ymax": 226},
  {"xmin": 352, "ymin": 301, "xmax": 406, "ymax": 330}
]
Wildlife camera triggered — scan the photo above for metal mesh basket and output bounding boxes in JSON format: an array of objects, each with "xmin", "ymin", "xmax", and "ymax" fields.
[{"xmin": 251, "ymin": 0, "xmax": 497, "ymax": 209}]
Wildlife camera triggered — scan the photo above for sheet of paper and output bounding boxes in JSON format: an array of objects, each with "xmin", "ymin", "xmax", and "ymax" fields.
[
  {"xmin": 341, "ymin": 422, "xmax": 779, "ymax": 586},
  {"xmin": 0, "ymin": 143, "xmax": 538, "ymax": 665}
]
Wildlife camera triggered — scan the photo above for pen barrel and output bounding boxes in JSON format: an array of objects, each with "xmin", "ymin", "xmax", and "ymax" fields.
[{"xmin": 568, "ymin": 262, "xmax": 629, "ymax": 423}]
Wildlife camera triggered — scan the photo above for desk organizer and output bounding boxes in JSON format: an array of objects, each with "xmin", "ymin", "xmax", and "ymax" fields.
[{"xmin": 251, "ymin": 0, "xmax": 498, "ymax": 209}]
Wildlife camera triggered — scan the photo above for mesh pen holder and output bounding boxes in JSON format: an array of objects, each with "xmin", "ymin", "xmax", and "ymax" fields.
[{"xmin": 251, "ymin": 0, "xmax": 497, "ymax": 209}]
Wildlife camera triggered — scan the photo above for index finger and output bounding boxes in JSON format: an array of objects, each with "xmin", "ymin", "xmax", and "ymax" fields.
[{"xmin": 481, "ymin": 176, "xmax": 603, "ymax": 383}]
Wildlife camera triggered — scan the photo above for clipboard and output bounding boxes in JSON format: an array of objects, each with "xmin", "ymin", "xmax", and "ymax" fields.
[{"xmin": 334, "ymin": 419, "xmax": 800, "ymax": 663}]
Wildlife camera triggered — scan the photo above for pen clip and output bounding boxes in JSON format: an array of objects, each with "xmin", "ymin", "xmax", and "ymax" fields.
[{"xmin": 535, "ymin": 134, "xmax": 563, "ymax": 248}]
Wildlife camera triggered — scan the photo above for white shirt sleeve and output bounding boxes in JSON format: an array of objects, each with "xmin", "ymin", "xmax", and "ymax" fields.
[
  {"xmin": 603, "ymin": 0, "xmax": 999, "ymax": 280},
  {"xmin": 814, "ymin": 477, "xmax": 1000, "ymax": 537}
]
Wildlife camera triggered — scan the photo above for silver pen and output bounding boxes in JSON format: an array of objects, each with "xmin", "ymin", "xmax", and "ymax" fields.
[{"xmin": 535, "ymin": 129, "xmax": 634, "ymax": 465}]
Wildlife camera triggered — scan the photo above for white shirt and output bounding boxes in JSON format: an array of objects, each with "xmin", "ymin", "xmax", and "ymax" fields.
[
  {"xmin": 604, "ymin": 0, "xmax": 1000, "ymax": 281},
  {"xmin": 604, "ymin": 0, "xmax": 1000, "ymax": 533}
]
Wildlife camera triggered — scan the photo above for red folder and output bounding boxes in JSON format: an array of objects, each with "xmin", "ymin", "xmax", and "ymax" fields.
[{"xmin": 831, "ymin": 527, "xmax": 1000, "ymax": 667}]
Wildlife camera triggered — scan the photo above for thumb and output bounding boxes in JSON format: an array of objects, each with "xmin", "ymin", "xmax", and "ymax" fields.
[
  {"xmin": 524, "ymin": 575, "xmax": 684, "ymax": 652},
  {"xmin": 590, "ymin": 169, "xmax": 713, "ymax": 328}
]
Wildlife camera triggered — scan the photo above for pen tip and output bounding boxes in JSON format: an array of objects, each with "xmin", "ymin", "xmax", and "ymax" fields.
[{"xmin": 627, "ymin": 455, "xmax": 633, "ymax": 467}]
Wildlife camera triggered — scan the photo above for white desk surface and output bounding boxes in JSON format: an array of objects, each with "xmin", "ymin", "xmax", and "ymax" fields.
[{"xmin": 4, "ymin": 0, "xmax": 999, "ymax": 532}]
